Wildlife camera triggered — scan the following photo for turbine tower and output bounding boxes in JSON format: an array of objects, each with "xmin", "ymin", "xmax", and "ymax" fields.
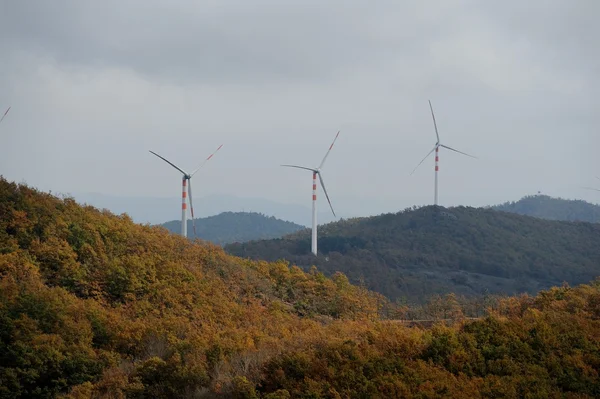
[
  {"xmin": 0, "ymin": 107, "xmax": 10, "ymax": 124},
  {"xmin": 411, "ymin": 100, "xmax": 476, "ymax": 205},
  {"xmin": 149, "ymin": 144, "xmax": 223, "ymax": 237},
  {"xmin": 282, "ymin": 131, "xmax": 340, "ymax": 255}
]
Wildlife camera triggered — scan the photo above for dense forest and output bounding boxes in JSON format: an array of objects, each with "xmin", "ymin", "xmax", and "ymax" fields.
[
  {"xmin": 2, "ymin": 177, "xmax": 600, "ymax": 398},
  {"xmin": 226, "ymin": 206, "xmax": 600, "ymax": 302},
  {"xmin": 492, "ymin": 194, "xmax": 600, "ymax": 223},
  {"xmin": 160, "ymin": 212, "xmax": 305, "ymax": 245}
]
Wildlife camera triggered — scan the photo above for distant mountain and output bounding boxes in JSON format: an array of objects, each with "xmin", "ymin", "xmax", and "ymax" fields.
[
  {"xmin": 72, "ymin": 192, "xmax": 337, "ymax": 226},
  {"xmin": 492, "ymin": 194, "xmax": 600, "ymax": 223},
  {"xmin": 226, "ymin": 205, "xmax": 600, "ymax": 302},
  {"xmin": 160, "ymin": 211, "xmax": 305, "ymax": 245}
]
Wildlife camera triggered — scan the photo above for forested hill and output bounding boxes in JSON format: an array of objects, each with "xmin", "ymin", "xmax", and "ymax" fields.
[
  {"xmin": 2, "ymin": 177, "xmax": 600, "ymax": 397},
  {"xmin": 160, "ymin": 211, "xmax": 305, "ymax": 245},
  {"xmin": 0, "ymin": 177, "xmax": 380, "ymax": 397},
  {"xmin": 492, "ymin": 194, "xmax": 600, "ymax": 223},
  {"xmin": 226, "ymin": 205, "xmax": 600, "ymax": 302}
]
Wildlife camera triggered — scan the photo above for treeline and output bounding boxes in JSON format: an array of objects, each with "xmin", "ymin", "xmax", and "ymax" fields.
[
  {"xmin": 226, "ymin": 205, "xmax": 600, "ymax": 302},
  {"xmin": 1, "ymin": 177, "xmax": 600, "ymax": 397},
  {"xmin": 161, "ymin": 211, "xmax": 305, "ymax": 245}
]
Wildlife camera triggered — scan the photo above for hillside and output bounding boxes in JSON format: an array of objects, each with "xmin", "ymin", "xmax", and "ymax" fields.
[
  {"xmin": 226, "ymin": 206, "xmax": 600, "ymax": 302},
  {"xmin": 160, "ymin": 212, "xmax": 305, "ymax": 245},
  {"xmin": 0, "ymin": 178, "xmax": 382, "ymax": 397},
  {"xmin": 492, "ymin": 194, "xmax": 600, "ymax": 223},
  {"xmin": 2, "ymin": 178, "xmax": 600, "ymax": 398}
]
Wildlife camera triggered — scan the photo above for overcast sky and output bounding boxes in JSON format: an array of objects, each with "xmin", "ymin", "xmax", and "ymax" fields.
[{"xmin": 1, "ymin": 0, "xmax": 598, "ymax": 218}]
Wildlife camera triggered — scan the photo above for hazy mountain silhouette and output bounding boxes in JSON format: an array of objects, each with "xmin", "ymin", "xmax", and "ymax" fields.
[
  {"xmin": 72, "ymin": 192, "xmax": 343, "ymax": 226},
  {"xmin": 492, "ymin": 194, "xmax": 600, "ymax": 223},
  {"xmin": 160, "ymin": 211, "xmax": 305, "ymax": 245}
]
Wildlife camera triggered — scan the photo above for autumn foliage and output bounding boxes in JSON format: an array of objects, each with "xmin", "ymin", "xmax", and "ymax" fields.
[{"xmin": 0, "ymin": 177, "xmax": 599, "ymax": 398}]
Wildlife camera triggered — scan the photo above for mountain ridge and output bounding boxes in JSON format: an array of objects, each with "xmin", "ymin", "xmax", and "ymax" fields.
[
  {"xmin": 491, "ymin": 194, "xmax": 600, "ymax": 223},
  {"xmin": 226, "ymin": 205, "xmax": 600, "ymax": 302}
]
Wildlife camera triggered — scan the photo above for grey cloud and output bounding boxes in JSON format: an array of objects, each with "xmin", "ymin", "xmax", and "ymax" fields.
[
  {"xmin": 0, "ymin": 1, "xmax": 598, "ymax": 218},
  {"xmin": 2, "ymin": 1, "xmax": 409, "ymax": 84}
]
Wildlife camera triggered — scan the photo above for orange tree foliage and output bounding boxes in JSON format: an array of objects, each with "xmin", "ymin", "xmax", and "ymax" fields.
[{"xmin": 0, "ymin": 177, "xmax": 599, "ymax": 398}]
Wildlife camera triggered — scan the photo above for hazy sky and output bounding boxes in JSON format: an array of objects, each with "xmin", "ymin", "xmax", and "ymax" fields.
[{"xmin": 1, "ymin": 0, "xmax": 598, "ymax": 218}]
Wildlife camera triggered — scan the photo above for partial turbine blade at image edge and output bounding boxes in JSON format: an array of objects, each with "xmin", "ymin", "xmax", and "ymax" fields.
[{"xmin": 0, "ymin": 107, "xmax": 10, "ymax": 124}]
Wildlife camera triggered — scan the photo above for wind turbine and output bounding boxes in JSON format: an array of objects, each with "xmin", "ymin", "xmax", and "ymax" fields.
[
  {"xmin": 0, "ymin": 107, "xmax": 10, "ymax": 124},
  {"xmin": 282, "ymin": 131, "xmax": 340, "ymax": 255},
  {"xmin": 411, "ymin": 100, "xmax": 476, "ymax": 206},
  {"xmin": 149, "ymin": 144, "xmax": 223, "ymax": 237}
]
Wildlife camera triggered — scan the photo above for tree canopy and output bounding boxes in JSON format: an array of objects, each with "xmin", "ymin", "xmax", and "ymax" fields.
[{"xmin": 1, "ymin": 177, "xmax": 600, "ymax": 398}]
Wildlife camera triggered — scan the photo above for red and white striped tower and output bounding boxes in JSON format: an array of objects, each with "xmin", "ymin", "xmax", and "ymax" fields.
[
  {"xmin": 311, "ymin": 171, "xmax": 318, "ymax": 255},
  {"xmin": 149, "ymin": 144, "xmax": 223, "ymax": 239},
  {"xmin": 281, "ymin": 131, "xmax": 339, "ymax": 257},
  {"xmin": 434, "ymin": 145, "xmax": 439, "ymax": 206},
  {"xmin": 181, "ymin": 177, "xmax": 188, "ymax": 237}
]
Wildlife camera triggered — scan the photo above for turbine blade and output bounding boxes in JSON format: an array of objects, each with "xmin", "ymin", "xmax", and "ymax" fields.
[
  {"xmin": 439, "ymin": 144, "xmax": 477, "ymax": 159},
  {"xmin": 281, "ymin": 164, "xmax": 317, "ymax": 172},
  {"xmin": 582, "ymin": 186, "xmax": 600, "ymax": 192},
  {"xmin": 191, "ymin": 144, "xmax": 223, "ymax": 176},
  {"xmin": 149, "ymin": 151, "xmax": 189, "ymax": 176},
  {"xmin": 428, "ymin": 100, "xmax": 440, "ymax": 143},
  {"xmin": 188, "ymin": 179, "xmax": 197, "ymax": 237},
  {"xmin": 318, "ymin": 130, "xmax": 340, "ymax": 169},
  {"xmin": 317, "ymin": 172, "xmax": 336, "ymax": 217},
  {"xmin": 410, "ymin": 146, "xmax": 437, "ymax": 175},
  {"xmin": 0, "ymin": 106, "xmax": 10, "ymax": 124}
]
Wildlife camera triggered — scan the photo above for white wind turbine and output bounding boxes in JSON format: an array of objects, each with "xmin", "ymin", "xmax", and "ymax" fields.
[
  {"xmin": 149, "ymin": 145, "xmax": 223, "ymax": 237},
  {"xmin": 411, "ymin": 100, "xmax": 476, "ymax": 205},
  {"xmin": 0, "ymin": 107, "xmax": 10, "ymax": 124},
  {"xmin": 282, "ymin": 131, "xmax": 340, "ymax": 255}
]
